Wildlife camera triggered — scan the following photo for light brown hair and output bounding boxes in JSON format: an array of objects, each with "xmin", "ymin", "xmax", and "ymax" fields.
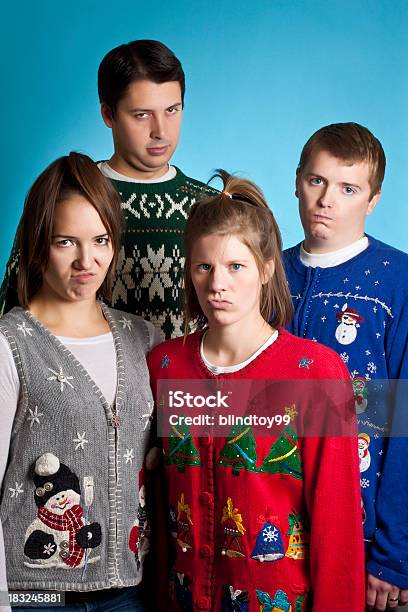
[
  {"xmin": 183, "ymin": 170, "xmax": 293, "ymax": 333},
  {"xmin": 17, "ymin": 152, "xmax": 122, "ymax": 307},
  {"xmin": 297, "ymin": 122, "xmax": 386, "ymax": 197}
]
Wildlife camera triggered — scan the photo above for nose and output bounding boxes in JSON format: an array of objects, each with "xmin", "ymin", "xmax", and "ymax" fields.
[
  {"xmin": 318, "ymin": 184, "xmax": 335, "ymax": 208},
  {"xmin": 74, "ymin": 245, "xmax": 92, "ymax": 270},
  {"xmin": 209, "ymin": 266, "xmax": 227, "ymax": 294},
  {"xmin": 150, "ymin": 113, "xmax": 166, "ymax": 140}
]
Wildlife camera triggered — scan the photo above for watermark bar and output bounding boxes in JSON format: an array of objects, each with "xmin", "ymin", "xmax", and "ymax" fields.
[{"xmin": 0, "ymin": 591, "xmax": 65, "ymax": 607}]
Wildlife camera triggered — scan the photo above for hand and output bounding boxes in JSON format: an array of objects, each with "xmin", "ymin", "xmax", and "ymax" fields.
[
  {"xmin": 366, "ymin": 574, "xmax": 400, "ymax": 610},
  {"xmin": 399, "ymin": 589, "xmax": 408, "ymax": 606}
]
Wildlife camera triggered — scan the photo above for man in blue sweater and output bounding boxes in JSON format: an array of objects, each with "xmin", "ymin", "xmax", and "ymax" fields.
[{"xmin": 283, "ymin": 123, "xmax": 408, "ymax": 611}]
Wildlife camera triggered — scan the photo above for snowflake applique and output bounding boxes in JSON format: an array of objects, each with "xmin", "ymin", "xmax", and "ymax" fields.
[
  {"xmin": 365, "ymin": 350, "xmax": 371, "ymax": 356},
  {"xmin": 367, "ymin": 362, "xmax": 377, "ymax": 374},
  {"xmin": 374, "ymin": 280, "xmax": 379, "ymax": 286},
  {"xmin": 9, "ymin": 482, "xmax": 24, "ymax": 498},
  {"xmin": 355, "ymin": 285, "xmax": 361, "ymax": 290},
  {"xmin": 383, "ymin": 261, "xmax": 390, "ymax": 266},
  {"xmin": 340, "ymin": 352, "xmax": 349, "ymax": 364},
  {"xmin": 298, "ymin": 356, "xmax": 314, "ymax": 369},
  {"xmin": 124, "ymin": 448, "xmax": 134, "ymax": 464},
  {"xmin": 343, "ymin": 278, "xmax": 349, "ymax": 284},
  {"xmin": 43, "ymin": 543, "xmax": 56, "ymax": 556},
  {"xmin": 321, "ymin": 315, "xmax": 327, "ymax": 322},
  {"xmin": 376, "ymin": 333, "xmax": 381, "ymax": 339},
  {"xmin": 379, "ymin": 449, "xmax": 383, "ymax": 455},
  {"xmin": 47, "ymin": 367, "xmax": 74, "ymax": 392},
  {"xmin": 118, "ymin": 316, "xmax": 133, "ymax": 330},
  {"xmin": 161, "ymin": 354, "xmax": 171, "ymax": 369},
  {"xmin": 360, "ymin": 478, "xmax": 370, "ymax": 489},
  {"xmin": 17, "ymin": 322, "xmax": 33, "ymax": 337},
  {"xmin": 73, "ymin": 432, "xmax": 88, "ymax": 450},
  {"xmin": 263, "ymin": 525, "xmax": 279, "ymax": 542},
  {"xmin": 365, "ymin": 269, "xmax": 371, "ymax": 275},
  {"xmin": 323, "ymin": 299, "xmax": 328, "ymax": 305},
  {"xmin": 376, "ymin": 472, "xmax": 381, "ymax": 477},
  {"xmin": 27, "ymin": 406, "xmax": 43, "ymax": 428},
  {"xmin": 141, "ymin": 402, "xmax": 154, "ymax": 431},
  {"xmin": 334, "ymin": 304, "xmax": 339, "ymax": 309},
  {"xmin": 373, "ymin": 306, "xmax": 377, "ymax": 313}
]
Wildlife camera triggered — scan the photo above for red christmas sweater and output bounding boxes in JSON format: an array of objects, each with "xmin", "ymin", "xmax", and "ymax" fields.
[{"xmin": 147, "ymin": 328, "xmax": 365, "ymax": 612}]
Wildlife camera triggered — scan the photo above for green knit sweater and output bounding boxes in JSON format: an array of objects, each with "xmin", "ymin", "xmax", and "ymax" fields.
[{"xmin": 0, "ymin": 167, "xmax": 216, "ymax": 339}]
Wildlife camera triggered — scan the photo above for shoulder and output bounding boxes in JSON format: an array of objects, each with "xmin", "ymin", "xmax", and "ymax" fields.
[
  {"xmin": 367, "ymin": 235, "xmax": 408, "ymax": 271},
  {"xmin": 105, "ymin": 306, "xmax": 159, "ymax": 350},
  {"xmin": 147, "ymin": 333, "xmax": 198, "ymax": 374},
  {"xmin": 282, "ymin": 243, "xmax": 302, "ymax": 271},
  {"xmin": 278, "ymin": 328, "xmax": 350, "ymax": 379},
  {"xmin": 174, "ymin": 167, "xmax": 219, "ymax": 199}
]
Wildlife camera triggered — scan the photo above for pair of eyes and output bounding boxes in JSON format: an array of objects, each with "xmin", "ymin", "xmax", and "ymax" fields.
[
  {"xmin": 132, "ymin": 106, "xmax": 181, "ymax": 120},
  {"xmin": 54, "ymin": 237, "xmax": 110, "ymax": 248},
  {"xmin": 196, "ymin": 263, "xmax": 243, "ymax": 272},
  {"xmin": 308, "ymin": 177, "xmax": 357, "ymax": 195}
]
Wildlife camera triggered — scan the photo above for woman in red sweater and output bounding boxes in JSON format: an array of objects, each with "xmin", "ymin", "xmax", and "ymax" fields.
[{"xmin": 148, "ymin": 171, "xmax": 365, "ymax": 611}]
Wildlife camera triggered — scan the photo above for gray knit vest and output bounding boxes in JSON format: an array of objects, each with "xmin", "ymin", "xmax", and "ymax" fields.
[{"xmin": 0, "ymin": 305, "xmax": 154, "ymax": 591}]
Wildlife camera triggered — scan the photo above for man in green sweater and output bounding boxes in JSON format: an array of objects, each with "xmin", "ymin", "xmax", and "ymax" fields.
[{"xmin": 0, "ymin": 40, "xmax": 215, "ymax": 338}]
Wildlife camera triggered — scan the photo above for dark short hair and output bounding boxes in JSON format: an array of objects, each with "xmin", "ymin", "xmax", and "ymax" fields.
[
  {"xmin": 17, "ymin": 152, "xmax": 123, "ymax": 307},
  {"xmin": 298, "ymin": 122, "xmax": 386, "ymax": 197},
  {"xmin": 98, "ymin": 39, "xmax": 185, "ymax": 115},
  {"xmin": 183, "ymin": 170, "xmax": 293, "ymax": 333}
]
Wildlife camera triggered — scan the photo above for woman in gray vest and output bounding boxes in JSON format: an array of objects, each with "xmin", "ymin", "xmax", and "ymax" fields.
[{"xmin": 0, "ymin": 153, "xmax": 161, "ymax": 611}]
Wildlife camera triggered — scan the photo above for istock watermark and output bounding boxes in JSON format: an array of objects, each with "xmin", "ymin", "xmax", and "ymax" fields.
[{"xmin": 153, "ymin": 378, "xmax": 396, "ymax": 438}]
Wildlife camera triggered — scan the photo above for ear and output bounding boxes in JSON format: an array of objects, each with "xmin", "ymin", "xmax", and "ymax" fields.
[
  {"xmin": 366, "ymin": 189, "xmax": 381, "ymax": 215},
  {"xmin": 262, "ymin": 259, "xmax": 275, "ymax": 285},
  {"xmin": 100, "ymin": 103, "xmax": 114, "ymax": 128},
  {"xmin": 295, "ymin": 169, "xmax": 300, "ymax": 198}
]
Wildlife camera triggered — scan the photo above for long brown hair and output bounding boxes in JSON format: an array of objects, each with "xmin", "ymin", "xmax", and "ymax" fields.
[
  {"xmin": 17, "ymin": 152, "xmax": 122, "ymax": 307},
  {"xmin": 184, "ymin": 170, "xmax": 293, "ymax": 333}
]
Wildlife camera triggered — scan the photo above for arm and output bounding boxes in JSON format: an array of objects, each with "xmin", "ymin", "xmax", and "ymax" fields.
[
  {"xmin": 366, "ymin": 299, "xmax": 408, "ymax": 603},
  {"xmin": 0, "ymin": 334, "xmax": 20, "ymax": 612},
  {"xmin": 302, "ymin": 371, "xmax": 365, "ymax": 612}
]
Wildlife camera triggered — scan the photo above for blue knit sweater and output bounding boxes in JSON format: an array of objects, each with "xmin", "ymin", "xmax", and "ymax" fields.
[{"xmin": 283, "ymin": 235, "xmax": 408, "ymax": 588}]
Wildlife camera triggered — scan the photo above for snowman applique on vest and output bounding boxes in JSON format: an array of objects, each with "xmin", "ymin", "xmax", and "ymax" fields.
[{"xmin": 24, "ymin": 453, "xmax": 102, "ymax": 569}]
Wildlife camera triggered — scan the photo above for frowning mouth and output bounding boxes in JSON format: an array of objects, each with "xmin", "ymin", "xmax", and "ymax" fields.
[
  {"xmin": 71, "ymin": 273, "xmax": 95, "ymax": 282},
  {"xmin": 208, "ymin": 299, "xmax": 231, "ymax": 309}
]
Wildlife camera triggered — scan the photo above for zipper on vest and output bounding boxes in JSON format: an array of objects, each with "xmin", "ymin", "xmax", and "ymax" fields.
[{"xmin": 111, "ymin": 402, "xmax": 120, "ymax": 428}]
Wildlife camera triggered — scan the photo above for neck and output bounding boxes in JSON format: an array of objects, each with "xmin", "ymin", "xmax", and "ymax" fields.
[
  {"xmin": 108, "ymin": 154, "xmax": 169, "ymax": 181},
  {"xmin": 304, "ymin": 233, "xmax": 365, "ymax": 254},
  {"xmin": 28, "ymin": 293, "xmax": 109, "ymax": 337},
  {"xmin": 203, "ymin": 314, "xmax": 273, "ymax": 366}
]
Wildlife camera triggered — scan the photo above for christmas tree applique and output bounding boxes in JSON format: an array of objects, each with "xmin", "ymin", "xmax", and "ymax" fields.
[
  {"xmin": 285, "ymin": 511, "xmax": 309, "ymax": 560},
  {"xmin": 250, "ymin": 512, "xmax": 285, "ymax": 562},
  {"xmin": 221, "ymin": 584, "xmax": 249, "ymax": 611},
  {"xmin": 176, "ymin": 493, "xmax": 193, "ymax": 552},
  {"xmin": 166, "ymin": 419, "xmax": 201, "ymax": 473},
  {"xmin": 294, "ymin": 595, "xmax": 305, "ymax": 611},
  {"xmin": 218, "ymin": 426, "xmax": 258, "ymax": 475},
  {"xmin": 256, "ymin": 588, "xmax": 292, "ymax": 612},
  {"xmin": 220, "ymin": 497, "xmax": 246, "ymax": 558},
  {"xmin": 259, "ymin": 424, "xmax": 302, "ymax": 480}
]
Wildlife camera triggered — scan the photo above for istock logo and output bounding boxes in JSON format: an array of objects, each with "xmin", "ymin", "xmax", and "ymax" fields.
[{"xmin": 168, "ymin": 390, "xmax": 231, "ymax": 409}]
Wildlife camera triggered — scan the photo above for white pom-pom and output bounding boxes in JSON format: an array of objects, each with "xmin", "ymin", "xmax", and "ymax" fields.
[{"xmin": 35, "ymin": 453, "xmax": 60, "ymax": 476}]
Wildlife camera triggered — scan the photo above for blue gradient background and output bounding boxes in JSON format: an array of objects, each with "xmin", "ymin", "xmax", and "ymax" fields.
[{"xmin": 1, "ymin": 0, "xmax": 407, "ymax": 276}]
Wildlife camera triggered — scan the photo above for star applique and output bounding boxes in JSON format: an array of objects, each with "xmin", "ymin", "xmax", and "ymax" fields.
[
  {"xmin": 298, "ymin": 356, "xmax": 314, "ymax": 369},
  {"xmin": 17, "ymin": 322, "xmax": 33, "ymax": 337},
  {"xmin": 47, "ymin": 367, "xmax": 74, "ymax": 392},
  {"xmin": 161, "ymin": 354, "xmax": 171, "ymax": 368},
  {"xmin": 73, "ymin": 432, "xmax": 88, "ymax": 450},
  {"xmin": 124, "ymin": 448, "xmax": 134, "ymax": 464},
  {"xmin": 27, "ymin": 406, "xmax": 43, "ymax": 428},
  {"xmin": 118, "ymin": 316, "xmax": 133, "ymax": 330},
  {"xmin": 9, "ymin": 482, "xmax": 24, "ymax": 498}
]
